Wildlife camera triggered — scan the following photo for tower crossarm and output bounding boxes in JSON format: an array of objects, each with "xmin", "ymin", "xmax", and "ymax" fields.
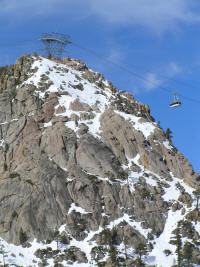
[{"xmin": 38, "ymin": 37, "xmax": 72, "ymax": 44}]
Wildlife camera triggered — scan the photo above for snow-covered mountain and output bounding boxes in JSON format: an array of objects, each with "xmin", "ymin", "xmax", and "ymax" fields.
[{"xmin": 0, "ymin": 54, "xmax": 199, "ymax": 266}]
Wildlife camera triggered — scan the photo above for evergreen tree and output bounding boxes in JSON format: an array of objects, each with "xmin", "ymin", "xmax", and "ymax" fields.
[
  {"xmin": 175, "ymin": 225, "xmax": 182, "ymax": 267},
  {"xmin": 170, "ymin": 223, "xmax": 183, "ymax": 267},
  {"xmin": 193, "ymin": 189, "xmax": 200, "ymax": 210},
  {"xmin": 101, "ymin": 227, "xmax": 120, "ymax": 266},
  {"xmin": 108, "ymin": 244, "xmax": 119, "ymax": 266},
  {"xmin": 135, "ymin": 242, "xmax": 148, "ymax": 266},
  {"xmin": 182, "ymin": 241, "xmax": 194, "ymax": 267},
  {"xmin": 19, "ymin": 228, "xmax": 28, "ymax": 244},
  {"xmin": 165, "ymin": 128, "xmax": 173, "ymax": 141},
  {"xmin": 123, "ymin": 235, "xmax": 129, "ymax": 261}
]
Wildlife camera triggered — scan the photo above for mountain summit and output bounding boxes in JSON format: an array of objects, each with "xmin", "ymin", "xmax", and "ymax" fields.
[{"xmin": 0, "ymin": 54, "xmax": 199, "ymax": 266}]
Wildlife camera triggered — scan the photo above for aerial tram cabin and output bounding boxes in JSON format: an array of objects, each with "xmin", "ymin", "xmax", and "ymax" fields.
[{"xmin": 170, "ymin": 92, "xmax": 181, "ymax": 108}]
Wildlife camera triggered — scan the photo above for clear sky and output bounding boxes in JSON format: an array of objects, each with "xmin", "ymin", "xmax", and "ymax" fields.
[{"xmin": 0, "ymin": 0, "xmax": 199, "ymax": 172}]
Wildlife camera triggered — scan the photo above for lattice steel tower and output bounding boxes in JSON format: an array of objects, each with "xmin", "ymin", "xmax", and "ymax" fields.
[{"xmin": 38, "ymin": 32, "xmax": 72, "ymax": 59}]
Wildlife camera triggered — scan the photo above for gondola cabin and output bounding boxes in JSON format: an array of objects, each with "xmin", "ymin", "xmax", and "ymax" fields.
[
  {"xmin": 170, "ymin": 92, "xmax": 181, "ymax": 108},
  {"xmin": 170, "ymin": 101, "xmax": 181, "ymax": 108}
]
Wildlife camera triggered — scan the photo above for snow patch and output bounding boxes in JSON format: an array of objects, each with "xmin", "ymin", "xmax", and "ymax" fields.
[
  {"xmin": 115, "ymin": 110, "xmax": 156, "ymax": 139},
  {"xmin": 44, "ymin": 121, "xmax": 52, "ymax": 128},
  {"xmin": 107, "ymin": 213, "xmax": 151, "ymax": 239},
  {"xmin": 163, "ymin": 140, "xmax": 173, "ymax": 150},
  {"xmin": 68, "ymin": 203, "xmax": 90, "ymax": 215},
  {"xmin": 0, "ymin": 140, "xmax": 5, "ymax": 147}
]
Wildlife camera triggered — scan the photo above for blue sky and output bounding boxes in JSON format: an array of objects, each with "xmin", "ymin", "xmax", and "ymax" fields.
[{"xmin": 0, "ymin": 0, "xmax": 199, "ymax": 172}]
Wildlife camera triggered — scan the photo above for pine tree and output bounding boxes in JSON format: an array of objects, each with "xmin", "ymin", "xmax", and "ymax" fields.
[
  {"xmin": 135, "ymin": 242, "xmax": 148, "ymax": 266},
  {"xmin": 175, "ymin": 225, "xmax": 182, "ymax": 267},
  {"xmin": 102, "ymin": 227, "xmax": 119, "ymax": 266},
  {"xmin": 19, "ymin": 228, "xmax": 28, "ymax": 244},
  {"xmin": 170, "ymin": 223, "xmax": 183, "ymax": 267},
  {"xmin": 193, "ymin": 189, "xmax": 200, "ymax": 210},
  {"xmin": 182, "ymin": 241, "xmax": 194, "ymax": 267},
  {"xmin": 165, "ymin": 128, "xmax": 173, "ymax": 141},
  {"xmin": 123, "ymin": 235, "xmax": 129, "ymax": 261},
  {"xmin": 108, "ymin": 244, "xmax": 118, "ymax": 266}
]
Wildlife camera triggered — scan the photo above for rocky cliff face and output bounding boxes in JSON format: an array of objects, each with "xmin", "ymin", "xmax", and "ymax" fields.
[{"xmin": 0, "ymin": 54, "xmax": 199, "ymax": 266}]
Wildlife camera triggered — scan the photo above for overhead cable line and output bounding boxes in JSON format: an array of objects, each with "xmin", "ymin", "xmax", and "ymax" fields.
[
  {"xmin": 0, "ymin": 39, "xmax": 37, "ymax": 48},
  {"xmin": 72, "ymin": 42, "xmax": 200, "ymax": 105},
  {"xmin": 119, "ymin": 60, "xmax": 200, "ymax": 93},
  {"xmin": 0, "ymin": 38, "xmax": 197, "ymax": 91},
  {"xmin": 0, "ymin": 38, "xmax": 200, "ymax": 104},
  {"xmin": 0, "ymin": 38, "xmax": 196, "ymax": 90}
]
